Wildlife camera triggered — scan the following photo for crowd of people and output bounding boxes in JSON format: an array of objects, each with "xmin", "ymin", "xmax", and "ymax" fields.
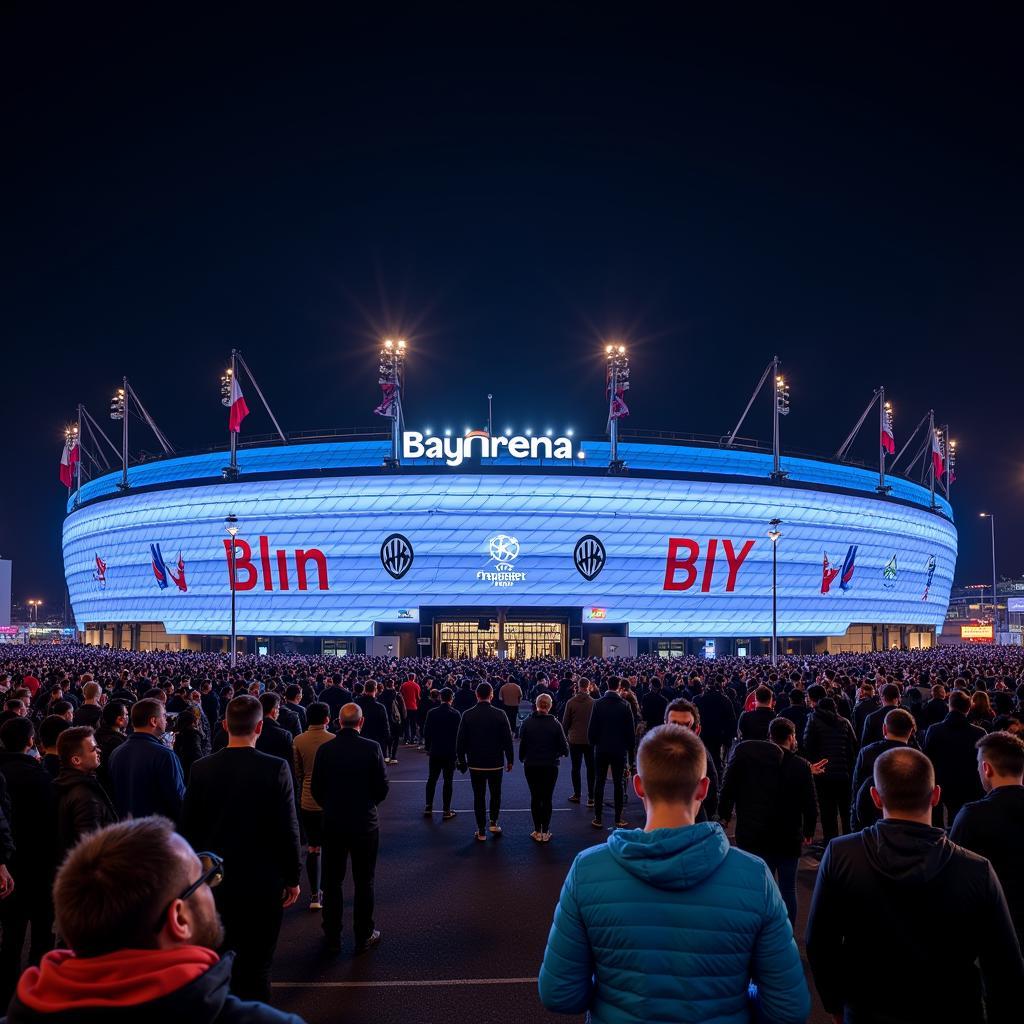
[{"xmin": 0, "ymin": 643, "xmax": 1020, "ymax": 1022}]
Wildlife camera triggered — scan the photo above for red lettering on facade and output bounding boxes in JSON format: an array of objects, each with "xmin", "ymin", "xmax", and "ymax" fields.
[
  {"xmin": 700, "ymin": 538, "xmax": 718, "ymax": 592},
  {"xmin": 722, "ymin": 539, "xmax": 755, "ymax": 592},
  {"xmin": 296, "ymin": 549, "xmax": 329, "ymax": 591},
  {"xmin": 224, "ymin": 538, "xmax": 258, "ymax": 592},
  {"xmin": 663, "ymin": 538, "xmax": 700, "ymax": 591},
  {"xmin": 222, "ymin": 536, "xmax": 328, "ymax": 591},
  {"xmin": 663, "ymin": 537, "xmax": 756, "ymax": 593},
  {"xmin": 276, "ymin": 549, "xmax": 290, "ymax": 590}
]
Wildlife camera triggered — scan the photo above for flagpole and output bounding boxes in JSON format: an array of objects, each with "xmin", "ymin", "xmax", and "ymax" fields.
[
  {"xmin": 943, "ymin": 423, "xmax": 951, "ymax": 499},
  {"xmin": 120, "ymin": 377, "xmax": 129, "ymax": 491},
  {"xmin": 75, "ymin": 405, "xmax": 83, "ymax": 506},
  {"xmin": 878, "ymin": 387, "xmax": 888, "ymax": 493},
  {"xmin": 229, "ymin": 350, "xmax": 238, "ymax": 477},
  {"xmin": 928, "ymin": 409, "xmax": 936, "ymax": 510}
]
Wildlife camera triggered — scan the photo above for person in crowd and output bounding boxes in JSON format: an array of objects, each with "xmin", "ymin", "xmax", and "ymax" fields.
[
  {"xmin": 400, "ymin": 673, "xmax": 421, "ymax": 744},
  {"xmin": 173, "ymin": 707, "xmax": 208, "ymax": 785},
  {"xmin": 319, "ymin": 675, "xmax": 352, "ymax": 723},
  {"xmin": 107, "ymin": 698, "xmax": 185, "ymax": 822},
  {"xmin": 199, "ymin": 679, "xmax": 221, "ymax": 734},
  {"xmin": 255, "ymin": 692, "xmax": 296, "ymax": 768},
  {"xmin": 0, "ymin": 718, "xmax": 54, "ymax": 1006},
  {"xmin": 92, "ymin": 700, "xmax": 128, "ymax": 797},
  {"xmin": 1, "ymin": 816, "xmax": 305, "ymax": 1023},
  {"xmin": 663, "ymin": 699, "xmax": 720, "ymax": 821},
  {"xmin": 278, "ymin": 685, "xmax": 305, "ymax": 737},
  {"xmin": 310, "ymin": 702, "xmax": 388, "ymax": 955},
  {"xmin": 0, "ymin": 700, "xmax": 27, "ymax": 732},
  {"xmin": 736, "ymin": 685, "xmax": 775, "ymax": 741},
  {"xmin": 422, "ymin": 687, "xmax": 460, "ymax": 820},
  {"xmin": 181, "ymin": 695, "xmax": 301, "ymax": 1003},
  {"xmin": 851, "ymin": 682, "xmax": 880, "ymax": 740},
  {"xmin": 850, "ymin": 708, "xmax": 916, "ymax": 830},
  {"xmin": 293, "ymin": 702, "xmax": 335, "ymax": 911},
  {"xmin": 718, "ymin": 717, "xmax": 818, "ymax": 926},
  {"xmin": 377, "ymin": 679, "xmax": 405, "ymax": 765},
  {"xmin": 640, "ymin": 678, "xmax": 668, "ymax": 734},
  {"xmin": 693, "ymin": 679, "xmax": 737, "ymax": 773},
  {"xmin": 950, "ymin": 731, "xmax": 1024, "ymax": 946},
  {"xmin": 456, "ymin": 682, "xmax": 515, "ymax": 842},
  {"xmin": 53, "ymin": 727, "xmax": 118, "ymax": 862},
  {"xmin": 354, "ymin": 681, "xmax": 392, "ymax": 754},
  {"xmin": 519, "ymin": 693, "xmax": 570, "ymax": 842},
  {"xmin": 38, "ymin": 717, "xmax": 69, "ymax": 780},
  {"xmin": 539, "ymin": 724, "xmax": 810, "ymax": 1024},
  {"xmin": 806, "ymin": 747, "xmax": 1024, "ymax": 1024},
  {"xmin": 859, "ymin": 682, "xmax": 902, "ymax": 746},
  {"xmin": 562, "ymin": 679, "xmax": 595, "ymax": 807},
  {"xmin": 922, "ymin": 682, "xmax": 948, "ymax": 727},
  {"xmin": 968, "ymin": 689, "xmax": 996, "ymax": 730},
  {"xmin": 777, "ymin": 688, "xmax": 810, "ymax": 752},
  {"xmin": 70, "ymin": 682, "xmax": 103, "ymax": 730},
  {"xmin": 498, "ymin": 677, "xmax": 523, "ymax": 738},
  {"xmin": 803, "ymin": 691, "xmax": 858, "ymax": 845},
  {"xmin": 923, "ymin": 688, "xmax": 987, "ymax": 826},
  {"xmin": 588, "ymin": 681, "xmax": 636, "ymax": 831}
]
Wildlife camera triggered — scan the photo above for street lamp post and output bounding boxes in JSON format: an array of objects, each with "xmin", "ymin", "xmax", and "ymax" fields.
[
  {"xmin": 767, "ymin": 519, "xmax": 782, "ymax": 666},
  {"xmin": 980, "ymin": 513, "xmax": 998, "ymax": 640},
  {"xmin": 605, "ymin": 344, "xmax": 630, "ymax": 474},
  {"xmin": 225, "ymin": 515, "xmax": 239, "ymax": 668}
]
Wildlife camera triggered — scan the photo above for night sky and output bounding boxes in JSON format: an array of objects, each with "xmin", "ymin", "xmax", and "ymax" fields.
[{"xmin": 3, "ymin": 10, "xmax": 1022, "ymax": 611}]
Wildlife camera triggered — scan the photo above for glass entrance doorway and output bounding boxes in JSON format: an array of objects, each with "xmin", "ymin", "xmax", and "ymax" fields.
[{"xmin": 436, "ymin": 619, "xmax": 566, "ymax": 659}]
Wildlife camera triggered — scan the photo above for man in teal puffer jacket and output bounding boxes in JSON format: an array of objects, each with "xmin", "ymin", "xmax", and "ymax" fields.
[{"xmin": 538, "ymin": 724, "xmax": 810, "ymax": 1024}]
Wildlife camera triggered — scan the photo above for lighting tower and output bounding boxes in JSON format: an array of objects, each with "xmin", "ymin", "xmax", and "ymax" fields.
[
  {"xmin": 109, "ymin": 380, "xmax": 128, "ymax": 490},
  {"xmin": 771, "ymin": 359, "xmax": 790, "ymax": 479},
  {"xmin": 606, "ymin": 344, "xmax": 630, "ymax": 474},
  {"xmin": 378, "ymin": 338, "xmax": 406, "ymax": 469}
]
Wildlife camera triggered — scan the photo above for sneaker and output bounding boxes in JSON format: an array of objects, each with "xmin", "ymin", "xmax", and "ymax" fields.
[
  {"xmin": 475, "ymin": 830, "xmax": 487, "ymax": 841},
  {"xmin": 542, "ymin": 832, "xmax": 552, "ymax": 842},
  {"xmin": 443, "ymin": 810, "xmax": 457, "ymax": 820},
  {"xmin": 423, "ymin": 806, "xmax": 432, "ymax": 816},
  {"xmin": 354, "ymin": 929, "xmax": 381, "ymax": 955},
  {"xmin": 488, "ymin": 822, "xmax": 503, "ymax": 835},
  {"xmin": 615, "ymin": 820, "xmax": 629, "ymax": 829},
  {"xmin": 530, "ymin": 830, "xmax": 542, "ymax": 842},
  {"xmin": 586, "ymin": 798, "xmax": 595, "ymax": 808},
  {"xmin": 567, "ymin": 794, "xmax": 580, "ymax": 804},
  {"xmin": 591, "ymin": 819, "xmax": 604, "ymax": 829},
  {"xmin": 309, "ymin": 891, "xmax": 323, "ymax": 911}
]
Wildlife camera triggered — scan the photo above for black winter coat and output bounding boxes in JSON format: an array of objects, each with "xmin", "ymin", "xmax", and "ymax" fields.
[
  {"xmin": 778, "ymin": 704, "xmax": 810, "ymax": 751},
  {"xmin": 423, "ymin": 703, "xmax": 460, "ymax": 761},
  {"xmin": 311, "ymin": 728, "xmax": 389, "ymax": 834},
  {"xmin": 806, "ymin": 819, "xmax": 1024, "ymax": 1024},
  {"xmin": 849, "ymin": 739, "xmax": 908, "ymax": 830},
  {"xmin": 803, "ymin": 708, "xmax": 858, "ymax": 777},
  {"xmin": 355, "ymin": 696, "xmax": 392, "ymax": 749},
  {"xmin": 518, "ymin": 713, "xmax": 569, "ymax": 767},
  {"xmin": 736, "ymin": 706, "xmax": 775, "ymax": 741},
  {"xmin": 456, "ymin": 702, "xmax": 514, "ymax": 769},
  {"xmin": 586, "ymin": 692, "xmax": 635, "ymax": 758},
  {"xmin": 54, "ymin": 769, "xmax": 118, "ymax": 861},
  {"xmin": 693, "ymin": 689, "xmax": 736, "ymax": 741},
  {"xmin": 923, "ymin": 712, "xmax": 986, "ymax": 809},
  {"xmin": 0, "ymin": 752, "xmax": 54, "ymax": 884}
]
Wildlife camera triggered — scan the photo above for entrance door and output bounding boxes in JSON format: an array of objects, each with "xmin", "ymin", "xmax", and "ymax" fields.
[{"xmin": 435, "ymin": 619, "xmax": 566, "ymax": 659}]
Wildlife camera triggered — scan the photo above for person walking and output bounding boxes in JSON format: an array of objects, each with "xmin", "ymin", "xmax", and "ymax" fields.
[
  {"xmin": 588, "ymin": 682, "xmax": 636, "ymax": 830},
  {"xmin": 718, "ymin": 717, "xmax": 818, "ymax": 926},
  {"xmin": 694, "ymin": 680, "xmax": 737, "ymax": 773},
  {"xmin": 539, "ymin": 725, "xmax": 810, "ymax": 1024},
  {"xmin": 859, "ymin": 682, "xmax": 903, "ymax": 747},
  {"xmin": 950, "ymin": 730, "xmax": 1024, "ymax": 946},
  {"xmin": 400, "ymin": 673, "xmax": 421, "ymax": 744},
  {"xmin": 519, "ymin": 693, "xmax": 569, "ymax": 842},
  {"xmin": 422, "ymin": 687, "xmax": 460, "ymax": 819},
  {"xmin": 499, "ymin": 678, "xmax": 523, "ymax": 738},
  {"xmin": 378, "ymin": 679, "xmax": 406, "ymax": 765},
  {"xmin": 53, "ymin": 726, "xmax": 118, "ymax": 862},
  {"xmin": 355, "ymin": 681, "xmax": 393, "ymax": 755},
  {"xmin": 562, "ymin": 680, "xmax": 596, "ymax": 807},
  {"xmin": 803, "ymin": 693, "xmax": 858, "ymax": 845},
  {"xmin": 849, "ymin": 708, "xmax": 915, "ymax": 830},
  {"xmin": 180, "ymin": 695, "xmax": 301, "ymax": 1003},
  {"xmin": 736, "ymin": 685, "xmax": 776, "ymax": 741},
  {"xmin": 293, "ymin": 702, "xmax": 335, "ymax": 912},
  {"xmin": 923, "ymin": 688, "xmax": 987, "ymax": 826},
  {"xmin": 107, "ymin": 698, "xmax": 185, "ymax": 822},
  {"xmin": 455, "ymin": 683, "xmax": 514, "ymax": 842},
  {"xmin": 310, "ymin": 702, "xmax": 389, "ymax": 955},
  {"xmin": 806, "ymin": 747, "xmax": 1024, "ymax": 1024}
]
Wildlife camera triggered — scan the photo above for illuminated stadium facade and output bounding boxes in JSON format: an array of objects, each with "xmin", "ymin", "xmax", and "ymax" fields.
[{"xmin": 62, "ymin": 430, "xmax": 958, "ymax": 658}]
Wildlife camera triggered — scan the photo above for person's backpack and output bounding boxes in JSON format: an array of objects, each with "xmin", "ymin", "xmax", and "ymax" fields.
[{"xmin": 391, "ymin": 693, "xmax": 406, "ymax": 726}]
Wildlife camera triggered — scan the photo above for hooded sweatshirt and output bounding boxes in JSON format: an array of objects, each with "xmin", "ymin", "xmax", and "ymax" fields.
[
  {"xmin": 1, "ymin": 947, "xmax": 303, "ymax": 1023},
  {"xmin": 538, "ymin": 822, "xmax": 809, "ymax": 1024},
  {"xmin": 806, "ymin": 819, "xmax": 1024, "ymax": 1024}
]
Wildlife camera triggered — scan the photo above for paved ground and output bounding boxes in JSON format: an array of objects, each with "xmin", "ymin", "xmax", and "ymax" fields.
[{"xmin": 269, "ymin": 740, "xmax": 830, "ymax": 1023}]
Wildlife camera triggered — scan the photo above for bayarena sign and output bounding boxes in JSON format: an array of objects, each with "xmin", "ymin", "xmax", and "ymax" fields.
[{"xmin": 61, "ymin": 431, "xmax": 958, "ymax": 643}]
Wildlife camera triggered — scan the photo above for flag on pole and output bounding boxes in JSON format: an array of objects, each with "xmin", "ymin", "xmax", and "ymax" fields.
[
  {"xmin": 931, "ymin": 429, "xmax": 945, "ymax": 478},
  {"xmin": 59, "ymin": 438, "xmax": 79, "ymax": 487},
  {"xmin": 374, "ymin": 381, "xmax": 398, "ymax": 419},
  {"xmin": 880, "ymin": 406, "xmax": 895, "ymax": 454},
  {"xmin": 228, "ymin": 374, "xmax": 250, "ymax": 433}
]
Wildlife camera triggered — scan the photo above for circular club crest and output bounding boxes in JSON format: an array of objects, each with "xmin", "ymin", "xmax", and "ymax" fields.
[
  {"xmin": 380, "ymin": 534, "xmax": 414, "ymax": 580},
  {"xmin": 573, "ymin": 534, "xmax": 606, "ymax": 581},
  {"xmin": 488, "ymin": 534, "xmax": 520, "ymax": 568}
]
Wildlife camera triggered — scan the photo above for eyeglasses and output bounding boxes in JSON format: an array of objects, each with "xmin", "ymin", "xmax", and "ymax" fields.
[{"xmin": 152, "ymin": 851, "xmax": 224, "ymax": 932}]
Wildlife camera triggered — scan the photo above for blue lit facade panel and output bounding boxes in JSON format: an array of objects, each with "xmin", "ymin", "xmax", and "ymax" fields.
[{"xmin": 64, "ymin": 473, "xmax": 957, "ymax": 637}]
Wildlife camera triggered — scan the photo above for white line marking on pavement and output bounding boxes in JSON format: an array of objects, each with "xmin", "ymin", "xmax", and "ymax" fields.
[{"xmin": 274, "ymin": 978, "xmax": 537, "ymax": 989}]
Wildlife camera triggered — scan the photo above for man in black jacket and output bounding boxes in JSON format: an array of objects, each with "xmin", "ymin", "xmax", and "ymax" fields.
[
  {"xmin": 311, "ymin": 702, "xmax": 389, "ymax": 954},
  {"xmin": 851, "ymin": 683, "xmax": 880, "ymax": 740},
  {"xmin": 354, "ymin": 681, "xmax": 392, "ymax": 755},
  {"xmin": 456, "ymin": 683, "xmax": 514, "ymax": 841},
  {"xmin": 849, "ymin": 708, "xmax": 915, "ymax": 831},
  {"xmin": 181, "ymin": 695, "xmax": 301, "ymax": 1003},
  {"xmin": 588, "ymin": 684, "xmax": 636, "ymax": 831},
  {"xmin": 736, "ymin": 685, "xmax": 776, "ymax": 741},
  {"xmin": 803, "ymin": 695, "xmax": 858, "ymax": 844},
  {"xmin": 53, "ymin": 726, "xmax": 117, "ymax": 863},
  {"xmin": 950, "ymin": 730, "xmax": 1024, "ymax": 946},
  {"xmin": 777, "ymin": 689, "xmax": 810, "ymax": 753},
  {"xmin": 719, "ymin": 717, "xmax": 817, "ymax": 926},
  {"xmin": 255, "ymin": 692, "xmax": 296, "ymax": 773},
  {"xmin": 664, "ymin": 699, "xmax": 719, "ymax": 821},
  {"xmin": 0, "ymin": 718, "xmax": 55, "ymax": 1005},
  {"xmin": 423, "ymin": 688, "xmax": 460, "ymax": 819},
  {"xmin": 859, "ymin": 682, "xmax": 902, "ymax": 747},
  {"xmin": 806, "ymin": 747, "xmax": 1024, "ymax": 1024},
  {"xmin": 923, "ymin": 688, "xmax": 987, "ymax": 826},
  {"xmin": 693, "ymin": 681, "xmax": 736, "ymax": 772},
  {"xmin": 0, "ymin": 816, "xmax": 304, "ymax": 1024}
]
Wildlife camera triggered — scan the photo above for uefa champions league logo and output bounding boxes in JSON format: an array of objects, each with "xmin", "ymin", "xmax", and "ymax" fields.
[{"xmin": 477, "ymin": 534, "xmax": 526, "ymax": 588}]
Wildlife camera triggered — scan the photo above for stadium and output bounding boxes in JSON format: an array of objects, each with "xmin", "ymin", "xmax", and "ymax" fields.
[{"xmin": 62, "ymin": 419, "xmax": 958, "ymax": 658}]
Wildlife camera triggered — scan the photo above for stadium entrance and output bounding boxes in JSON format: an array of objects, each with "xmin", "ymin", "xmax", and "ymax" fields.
[{"xmin": 435, "ymin": 618, "xmax": 567, "ymax": 659}]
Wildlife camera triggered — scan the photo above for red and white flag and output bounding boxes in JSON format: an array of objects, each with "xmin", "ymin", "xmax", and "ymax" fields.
[
  {"xmin": 228, "ymin": 375, "xmax": 250, "ymax": 433},
  {"xmin": 59, "ymin": 438, "xmax": 79, "ymax": 488},
  {"xmin": 931, "ymin": 429, "xmax": 945, "ymax": 478},
  {"xmin": 880, "ymin": 406, "xmax": 895, "ymax": 455},
  {"xmin": 374, "ymin": 381, "xmax": 398, "ymax": 419}
]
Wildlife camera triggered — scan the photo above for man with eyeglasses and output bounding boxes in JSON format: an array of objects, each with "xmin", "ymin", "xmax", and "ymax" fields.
[{"xmin": 0, "ymin": 817, "xmax": 305, "ymax": 1023}]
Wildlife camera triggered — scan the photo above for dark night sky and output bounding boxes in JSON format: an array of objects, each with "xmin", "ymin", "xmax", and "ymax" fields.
[{"xmin": 3, "ymin": 9, "xmax": 1022, "ymax": 610}]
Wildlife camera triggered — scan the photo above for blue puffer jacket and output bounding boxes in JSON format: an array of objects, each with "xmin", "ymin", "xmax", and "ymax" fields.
[{"xmin": 538, "ymin": 822, "xmax": 810, "ymax": 1024}]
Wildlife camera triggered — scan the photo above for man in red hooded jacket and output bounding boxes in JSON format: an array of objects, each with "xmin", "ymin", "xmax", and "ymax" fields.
[{"xmin": 1, "ymin": 817, "xmax": 304, "ymax": 1024}]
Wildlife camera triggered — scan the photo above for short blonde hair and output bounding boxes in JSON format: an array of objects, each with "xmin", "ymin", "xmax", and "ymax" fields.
[
  {"xmin": 535, "ymin": 693, "xmax": 553, "ymax": 711},
  {"xmin": 637, "ymin": 725, "xmax": 706, "ymax": 804}
]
